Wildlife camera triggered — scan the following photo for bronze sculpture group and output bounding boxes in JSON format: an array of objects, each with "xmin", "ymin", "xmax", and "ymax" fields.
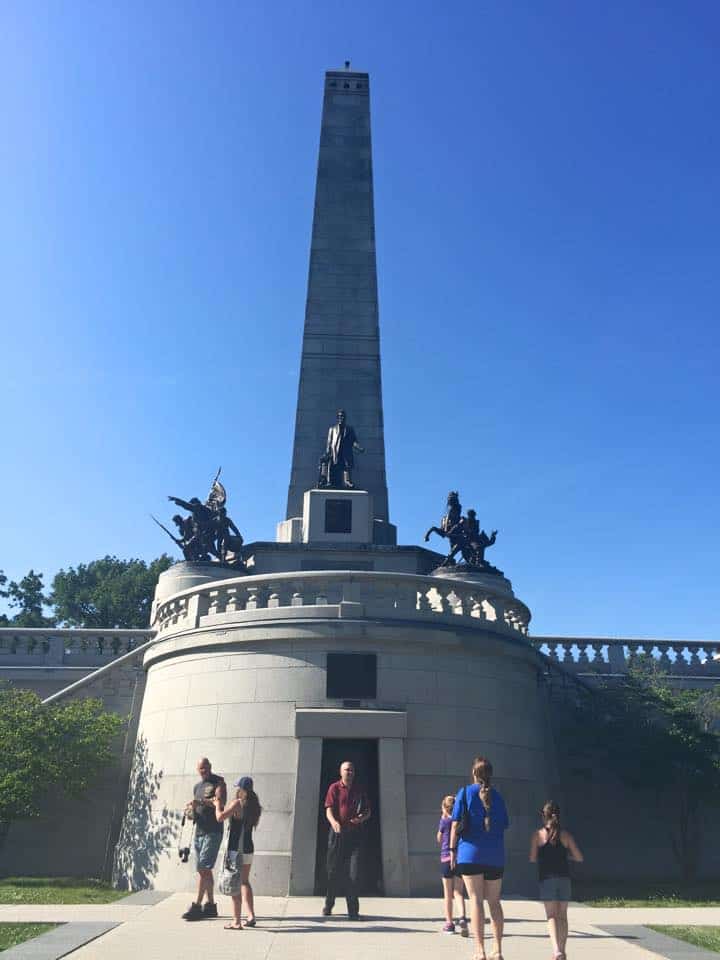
[
  {"xmin": 425, "ymin": 491, "xmax": 500, "ymax": 572},
  {"xmin": 153, "ymin": 418, "xmax": 502, "ymax": 580},
  {"xmin": 153, "ymin": 470, "xmax": 245, "ymax": 567}
]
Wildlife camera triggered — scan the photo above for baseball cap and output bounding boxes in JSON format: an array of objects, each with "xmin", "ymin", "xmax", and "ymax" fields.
[{"xmin": 235, "ymin": 776, "xmax": 253, "ymax": 790}]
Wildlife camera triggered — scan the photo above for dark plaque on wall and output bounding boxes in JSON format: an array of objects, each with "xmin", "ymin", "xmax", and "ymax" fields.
[{"xmin": 325, "ymin": 499, "xmax": 352, "ymax": 534}]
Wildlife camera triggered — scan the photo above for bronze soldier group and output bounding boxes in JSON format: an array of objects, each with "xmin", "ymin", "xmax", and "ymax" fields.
[
  {"xmin": 154, "ymin": 471, "xmax": 245, "ymax": 567},
  {"xmin": 425, "ymin": 491, "xmax": 500, "ymax": 571}
]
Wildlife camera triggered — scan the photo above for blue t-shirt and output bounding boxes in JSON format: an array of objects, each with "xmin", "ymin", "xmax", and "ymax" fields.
[{"xmin": 451, "ymin": 785, "xmax": 509, "ymax": 867}]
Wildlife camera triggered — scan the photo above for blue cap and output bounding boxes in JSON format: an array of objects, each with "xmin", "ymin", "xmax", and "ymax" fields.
[{"xmin": 235, "ymin": 776, "xmax": 253, "ymax": 790}]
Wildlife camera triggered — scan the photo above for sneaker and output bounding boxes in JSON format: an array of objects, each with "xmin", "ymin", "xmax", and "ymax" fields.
[
  {"xmin": 458, "ymin": 918, "xmax": 469, "ymax": 938},
  {"xmin": 182, "ymin": 902, "xmax": 203, "ymax": 921},
  {"xmin": 348, "ymin": 914, "xmax": 362, "ymax": 921},
  {"xmin": 322, "ymin": 906, "xmax": 332, "ymax": 916},
  {"xmin": 202, "ymin": 902, "xmax": 218, "ymax": 919},
  {"xmin": 442, "ymin": 921, "xmax": 455, "ymax": 933}
]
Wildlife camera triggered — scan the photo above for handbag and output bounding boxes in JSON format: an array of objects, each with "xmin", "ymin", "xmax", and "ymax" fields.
[
  {"xmin": 456, "ymin": 786, "xmax": 470, "ymax": 838},
  {"xmin": 218, "ymin": 820, "xmax": 244, "ymax": 896}
]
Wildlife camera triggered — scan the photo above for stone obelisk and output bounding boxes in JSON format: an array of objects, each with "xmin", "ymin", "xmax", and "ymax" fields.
[{"xmin": 285, "ymin": 66, "xmax": 394, "ymax": 543}]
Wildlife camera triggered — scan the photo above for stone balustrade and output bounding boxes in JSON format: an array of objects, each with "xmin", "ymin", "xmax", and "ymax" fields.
[
  {"xmin": 0, "ymin": 628, "xmax": 153, "ymax": 667},
  {"xmin": 153, "ymin": 570, "xmax": 532, "ymax": 640},
  {"xmin": 534, "ymin": 636, "xmax": 720, "ymax": 678}
]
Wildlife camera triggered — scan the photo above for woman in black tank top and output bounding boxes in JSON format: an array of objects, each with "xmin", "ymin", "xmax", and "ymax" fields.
[
  {"xmin": 529, "ymin": 802, "xmax": 584, "ymax": 960},
  {"xmin": 214, "ymin": 776, "xmax": 262, "ymax": 930}
]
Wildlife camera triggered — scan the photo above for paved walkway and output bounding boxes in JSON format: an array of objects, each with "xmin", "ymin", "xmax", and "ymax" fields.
[{"xmin": 2, "ymin": 895, "xmax": 720, "ymax": 960}]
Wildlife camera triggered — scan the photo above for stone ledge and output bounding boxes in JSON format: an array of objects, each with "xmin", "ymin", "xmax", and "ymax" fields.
[{"xmin": 295, "ymin": 707, "xmax": 406, "ymax": 739}]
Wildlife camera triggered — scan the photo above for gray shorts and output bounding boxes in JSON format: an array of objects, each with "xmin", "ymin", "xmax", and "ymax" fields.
[
  {"xmin": 194, "ymin": 830, "xmax": 222, "ymax": 871},
  {"xmin": 539, "ymin": 876, "xmax": 572, "ymax": 902}
]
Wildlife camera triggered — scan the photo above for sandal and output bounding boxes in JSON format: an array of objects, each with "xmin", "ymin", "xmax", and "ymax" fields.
[
  {"xmin": 224, "ymin": 923, "xmax": 243, "ymax": 930},
  {"xmin": 243, "ymin": 919, "xmax": 257, "ymax": 927}
]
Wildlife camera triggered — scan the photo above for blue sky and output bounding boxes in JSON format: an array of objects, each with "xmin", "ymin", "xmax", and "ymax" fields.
[{"xmin": 1, "ymin": 1, "xmax": 718, "ymax": 639}]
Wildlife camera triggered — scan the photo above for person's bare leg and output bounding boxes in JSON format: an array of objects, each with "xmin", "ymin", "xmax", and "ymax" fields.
[
  {"xmin": 241, "ymin": 866, "xmax": 255, "ymax": 923},
  {"xmin": 484, "ymin": 877, "xmax": 504, "ymax": 956},
  {"xmin": 463, "ymin": 875, "xmax": 486, "ymax": 959},
  {"xmin": 453, "ymin": 876, "xmax": 467, "ymax": 921},
  {"xmin": 441, "ymin": 877, "xmax": 454, "ymax": 923},
  {"xmin": 205, "ymin": 870, "xmax": 215, "ymax": 904},
  {"xmin": 224, "ymin": 894, "xmax": 242, "ymax": 928},
  {"xmin": 196, "ymin": 870, "xmax": 210, "ymax": 905},
  {"xmin": 557, "ymin": 902, "xmax": 569, "ymax": 955},
  {"xmin": 544, "ymin": 902, "xmax": 560, "ymax": 957}
]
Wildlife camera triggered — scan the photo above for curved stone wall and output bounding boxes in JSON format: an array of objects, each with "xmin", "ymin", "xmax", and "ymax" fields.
[{"xmin": 115, "ymin": 608, "xmax": 553, "ymax": 895}]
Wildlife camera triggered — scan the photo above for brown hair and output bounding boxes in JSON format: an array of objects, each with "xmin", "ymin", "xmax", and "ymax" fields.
[
  {"xmin": 542, "ymin": 801, "xmax": 561, "ymax": 845},
  {"xmin": 441, "ymin": 795, "xmax": 455, "ymax": 815},
  {"xmin": 235, "ymin": 787, "xmax": 262, "ymax": 830},
  {"xmin": 472, "ymin": 756, "xmax": 493, "ymax": 831}
]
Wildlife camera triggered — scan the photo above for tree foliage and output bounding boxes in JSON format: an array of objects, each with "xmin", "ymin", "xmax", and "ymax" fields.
[
  {"xmin": 0, "ymin": 683, "xmax": 123, "ymax": 837},
  {"xmin": 564, "ymin": 658, "xmax": 720, "ymax": 880},
  {"xmin": 0, "ymin": 569, "xmax": 55, "ymax": 627},
  {"xmin": 50, "ymin": 555, "xmax": 173, "ymax": 628}
]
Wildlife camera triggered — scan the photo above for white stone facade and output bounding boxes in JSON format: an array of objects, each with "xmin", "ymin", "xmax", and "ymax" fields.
[{"xmin": 115, "ymin": 561, "xmax": 548, "ymax": 896}]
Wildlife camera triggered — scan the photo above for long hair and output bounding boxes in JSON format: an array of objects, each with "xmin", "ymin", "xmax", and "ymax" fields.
[
  {"xmin": 442, "ymin": 794, "xmax": 455, "ymax": 816},
  {"xmin": 542, "ymin": 801, "xmax": 561, "ymax": 845},
  {"xmin": 472, "ymin": 756, "xmax": 493, "ymax": 831},
  {"xmin": 236, "ymin": 787, "xmax": 262, "ymax": 829}
]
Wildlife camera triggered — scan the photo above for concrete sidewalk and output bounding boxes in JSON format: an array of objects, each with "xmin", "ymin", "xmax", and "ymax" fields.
[{"xmin": 3, "ymin": 895, "xmax": 720, "ymax": 960}]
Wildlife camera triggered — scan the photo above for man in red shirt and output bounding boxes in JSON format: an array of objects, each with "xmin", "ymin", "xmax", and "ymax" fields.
[{"xmin": 322, "ymin": 760, "xmax": 371, "ymax": 920}]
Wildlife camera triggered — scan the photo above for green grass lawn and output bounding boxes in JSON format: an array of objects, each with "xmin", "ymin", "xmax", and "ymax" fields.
[
  {"xmin": 0, "ymin": 923, "xmax": 58, "ymax": 952},
  {"xmin": 575, "ymin": 879, "xmax": 720, "ymax": 908},
  {"xmin": 648, "ymin": 926, "xmax": 720, "ymax": 953},
  {"xmin": 0, "ymin": 877, "xmax": 127, "ymax": 905}
]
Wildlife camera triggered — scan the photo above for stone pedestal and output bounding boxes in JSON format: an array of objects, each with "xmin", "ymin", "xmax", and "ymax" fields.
[
  {"xmin": 431, "ymin": 563, "xmax": 515, "ymax": 598},
  {"xmin": 302, "ymin": 488, "xmax": 373, "ymax": 544},
  {"xmin": 153, "ymin": 561, "xmax": 240, "ymax": 605}
]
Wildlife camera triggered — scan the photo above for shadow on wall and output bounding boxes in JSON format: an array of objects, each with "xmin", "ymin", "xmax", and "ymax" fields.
[{"xmin": 113, "ymin": 735, "xmax": 176, "ymax": 890}]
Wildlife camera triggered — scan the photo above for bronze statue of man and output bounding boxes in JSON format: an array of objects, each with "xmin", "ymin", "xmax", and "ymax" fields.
[{"xmin": 325, "ymin": 409, "xmax": 365, "ymax": 489}]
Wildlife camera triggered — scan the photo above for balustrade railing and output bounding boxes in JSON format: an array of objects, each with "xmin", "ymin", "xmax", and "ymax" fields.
[
  {"xmin": 152, "ymin": 570, "xmax": 532, "ymax": 640},
  {"xmin": 0, "ymin": 628, "xmax": 154, "ymax": 667},
  {"xmin": 534, "ymin": 636, "xmax": 720, "ymax": 678}
]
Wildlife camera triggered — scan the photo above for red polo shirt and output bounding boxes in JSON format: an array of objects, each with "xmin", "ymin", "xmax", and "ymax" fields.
[{"xmin": 324, "ymin": 779, "xmax": 367, "ymax": 829}]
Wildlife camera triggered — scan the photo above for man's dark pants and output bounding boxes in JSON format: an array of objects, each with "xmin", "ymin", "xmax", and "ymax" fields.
[{"xmin": 325, "ymin": 828, "xmax": 362, "ymax": 916}]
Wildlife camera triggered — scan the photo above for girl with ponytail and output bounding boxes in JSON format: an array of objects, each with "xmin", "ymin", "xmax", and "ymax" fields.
[
  {"xmin": 449, "ymin": 757, "xmax": 509, "ymax": 960},
  {"xmin": 529, "ymin": 801, "xmax": 584, "ymax": 960}
]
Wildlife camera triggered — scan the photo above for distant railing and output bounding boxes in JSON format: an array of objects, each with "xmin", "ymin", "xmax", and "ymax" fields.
[
  {"xmin": 534, "ymin": 636, "xmax": 720, "ymax": 678},
  {"xmin": 0, "ymin": 628, "xmax": 154, "ymax": 668},
  {"xmin": 153, "ymin": 570, "xmax": 532, "ymax": 640}
]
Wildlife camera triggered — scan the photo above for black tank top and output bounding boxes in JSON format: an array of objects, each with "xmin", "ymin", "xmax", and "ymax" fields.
[
  {"xmin": 228, "ymin": 814, "xmax": 254, "ymax": 855},
  {"xmin": 537, "ymin": 838, "xmax": 569, "ymax": 881}
]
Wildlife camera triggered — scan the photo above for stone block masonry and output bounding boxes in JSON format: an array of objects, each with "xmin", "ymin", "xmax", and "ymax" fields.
[{"xmin": 286, "ymin": 69, "xmax": 391, "ymax": 530}]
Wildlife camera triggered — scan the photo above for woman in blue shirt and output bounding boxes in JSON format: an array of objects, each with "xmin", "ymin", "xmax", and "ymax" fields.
[{"xmin": 450, "ymin": 757, "xmax": 509, "ymax": 960}]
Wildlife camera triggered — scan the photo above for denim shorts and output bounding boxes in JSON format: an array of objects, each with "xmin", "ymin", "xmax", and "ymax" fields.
[
  {"xmin": 194, "ymin": 830, "xmax": 222, "ymax": 870},
  {"xmin": 539, "ymin": 876, "xmax": 572, "ymax": 902}
]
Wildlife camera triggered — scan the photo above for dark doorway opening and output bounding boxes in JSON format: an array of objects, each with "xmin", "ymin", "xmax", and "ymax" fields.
[{"xmin": 313, "ymin": 738, "xmax": 382, "ymax": 896}]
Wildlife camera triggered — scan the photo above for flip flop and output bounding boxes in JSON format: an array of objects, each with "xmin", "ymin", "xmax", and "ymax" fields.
[
  {"xmin": 224, "ymin": 923, "xmax": 243, "ymax": 930},
  {"xmin": 243, "ymin": 919, "xmax": 257, "ymax": 927}
]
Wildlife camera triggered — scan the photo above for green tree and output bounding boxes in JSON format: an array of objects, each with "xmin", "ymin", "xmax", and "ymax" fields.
[
  {"xmin": 0, "ymin": 569, "xmax": 55, "ymax": 626},
  {"xmin": 564, "ymin": 659, "xmax": 720, "ymax": 880},
  {"xmin": 51, "ymin": 555, "xmax": 173, "ymax": 628},
  {"xmin": 0, "ymin": 570, "xmax": 8, "ymax": 625},
  {"xmin": 0, "ymin": 683, "xmax": 123, "ymax": 843}
]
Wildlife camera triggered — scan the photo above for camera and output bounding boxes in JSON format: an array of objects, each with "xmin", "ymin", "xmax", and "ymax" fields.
[{"xmin": 178, "ymin": 846, "xmax": 190, "ymax": 863}]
